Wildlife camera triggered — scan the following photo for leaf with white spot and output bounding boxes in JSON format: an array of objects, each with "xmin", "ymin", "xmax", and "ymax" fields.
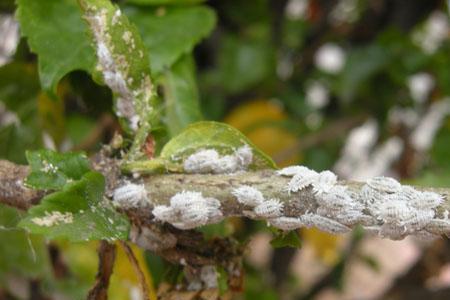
[
  {"xmin": 19, "ymin": 172, "xmax": 129, "ymax": 242},
  {"xmin": 124, "ymin": 121, "xmax": 276, "ymax": 173},
  {"xmin": 25, "ymin": 150, "xmax": 91, "ymax": 190},
  {"xmin": 78, "ymin": 0, "xmax": 157, "ymax": 134}
]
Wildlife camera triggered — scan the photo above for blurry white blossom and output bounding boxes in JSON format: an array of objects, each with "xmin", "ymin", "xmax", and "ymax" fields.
[
  {"xmin": 408, "ymin": 73, "xmax": 435, "ymax": 104},
  {"xmin": 314, "ymin": 43, "xmax": 346, "ymax": 74},
  {"xmin": 0, "ymin": 14, "xmax": 19, "ymax": 66},
  {"xmin": 413, "ymin": 11, "xmax": 449, "ymax": 54},
  {"xmin": 305, "ymin": 81, "xmax": 329, "ymax": 109},
  {"xmin": 411, "ymin": 99, "xmax": 450, "ymax": 152},
  {"xmin": 330, "ymin": 0, "xmax": 360, "ymax": 24},
  {"xmin": 388, "ymin": 106, "xmax": 419, "ymax": 128},
  {"xmin": 285, "ymin": 0, "xmax": 309, "ymax": 21}
]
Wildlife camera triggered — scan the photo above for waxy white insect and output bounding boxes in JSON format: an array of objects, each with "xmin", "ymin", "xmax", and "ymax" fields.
[
  {"xmin": 183, "ymin": 146, "xmax": 253, "ymax": 174},
  {"xmin": 113, "ymin": 183, "xmax": 148, "ymax": 207},
  {"xmin": 309, "ymin": 215, "xmax": 351, "ymax": 234},
  {"xmin": 312, "ymin": 171, "xmax": 338, "ymax": 195},
  {"xmin": 367, "ymin": 176, "xmax": 402, "ymax": 193},
  {"xmin": 152, "ymin": 205, "xmax": 176, "ymax": 222},
  {"xmin": 410, "ymin": 191, "xmax": 443, "ymax": 209},
  {"xmin": 152, "ymin": 190, "xmax": 223, "ymax": 230},
  {"xmin": 268, "ymin": 217, "xmax": 305, "ymax": 231},
  {"xmin": 253, "ymin": 199, "xmax": 283, "ymax": 218},
  {"xmin": 232, "ymin": 185, "xmax": 265, "ymax": 207}
]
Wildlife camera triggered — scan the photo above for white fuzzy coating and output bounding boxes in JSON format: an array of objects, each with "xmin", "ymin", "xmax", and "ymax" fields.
[
  {"xmin": 404, "ymin": 209, "xmax": 434, "ymax": 231},
  {"xmin": 232, "ymin": 185, "xmax": 265, "ymax": 207},
  {"xmin": 235, "ymin": 145, "xmax": 253, "ymax": 167},
  {"xmin": 317, "ymin": 185, "xmax": 355, "ymax": 208},
  {"xmin": 113, "ymin": 183, "xmax": 148, "ymax": 207},
  {"xmin": 277, "ymin": 166, "xmax": 314, "ymax": 177},
  {"xmin": 170, "ymin": 191, "xmax": 205, "ymax": 209},
  {"xmin": 367, "ymin": 176, "xmax": 402, "ymax": 193},
  {"xmin": 286, "ymin": 173, "xmax": 318, "ymax": 193},
  {"xmin": 268, "ymin": 217, "xmax": 305, "ymax": 231},
  {"xmin": 183, "ymin": 149, "xmax": 219, "ymax": 174},
  {"xmin": 152, "ymin": 190, "xmax": 223, "ymax": 230},
  {"xmin": 31, "ymin": 211, "xmax": 73, "ymax": 227},
  {"xmin": 183, "ymin": 145, "xmax": 253, "ymax": 174},
  {"xmin": 312, "ymin": 171, "xmax": 338, "ymax": 195},
  {"xmin": 253, "ymin": 199, "xmax": 283, "ymax": 218},
  {"xmin": 310, "ymin": 215, "xmax": 351, "ymax": 234},
  {"xmin": 411, "ymin": 191, "xmax": 443, "ymax": 210},
  {"xmin": 152, "ymin": 205, "xmax": 176, "ymax": 222},
  {"xmin": 378, "ymin": 201, "xmax": 413, "ymax": 222}
]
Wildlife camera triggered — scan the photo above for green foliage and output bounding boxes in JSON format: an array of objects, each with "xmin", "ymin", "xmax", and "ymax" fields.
[
  {"xmin": 270, "ymin": 230, "xmax": 302, "ymax": 248},
  {"xmin": 126, "ymin": 0, "xmax": 205, "ymax": 6},
  {"xmin": 0, "ymin": 63, "xmax": 42, "ymax": 163},
  {"xmin": 25, "ymin": 149, "xmax": 91, "ymax": 190},
  {"xmin": 125, "ymin": 4, "xmax": 216, "ymax": 75},
  {"xmin": 124, "ymin": 121, "xmax": 276, "ymax": 173},
  {"xmin": 20, "ymin": 171, "xmax": 129, "ymax": 242},
  {"xmin": 78, "ymin": 0, "xmax": 157, "ymax": 135},
  {"xmin": 16, "ymin": 0, "xmax": 96, "ymax": 93},
  {"xmin": 162, "ymin": 54, "xmax": 203, "ymax": 136},
  {"xmin": 0, "ymin": 204, "xmax": 50, "ymax": 281}
]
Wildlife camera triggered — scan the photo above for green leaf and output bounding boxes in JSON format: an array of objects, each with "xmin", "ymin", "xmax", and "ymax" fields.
[
  {"xmin": 270, "ymin": 231, "xmax": 301, "ymax": 248},
  {"xmin": 124, "ymin": 121, "xmax": 276, "ymax": 173},
  {"xmin": 125, "ymin": 5, "xmax": 216, "ymax": 75},
  {"xmin": 25, "ymin": 150, "xmax": 91, "ymax": 190},
  {"xmin": 16, "ymin": 0, "xmax": 96, "ymax": 93},
  {"xmin": 337, "ymin": 45, "xmax": 390, "ymax": 102},
  {"xmin": 19, "ymin": 172, "xmax": 130, "ymax": 242},
  {"xmin": 0, "ymin": 204, "xmax": 50, "ymax": 281},
  {"xmin": 162, "ymin": 54, "xmax": 203, "ymax": 137},
  {"xmin": 78, "ymin": 0, "xmax": 158, "ymax": 135},
  {"xmin": 126, "ymin": 0, "xmax": 205, "ymax": 5}
]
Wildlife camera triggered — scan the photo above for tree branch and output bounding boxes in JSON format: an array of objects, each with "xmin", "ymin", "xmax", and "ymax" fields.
[{"xmin": 2, "ymin": 159, "xmax": 450, "ymax": 243}]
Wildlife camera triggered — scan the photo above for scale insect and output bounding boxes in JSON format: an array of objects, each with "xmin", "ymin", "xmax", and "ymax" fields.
[{"xmin": 112, "ymin": 182, "xmax": 148, "ymax": 207}]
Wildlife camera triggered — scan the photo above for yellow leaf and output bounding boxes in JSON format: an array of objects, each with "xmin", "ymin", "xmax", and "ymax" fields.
[
  {"xmin": 224, "ymin": 100, "xmax": 301, "ymax": 167},
  {"xmin": 302, "ymin": 228, "xmax": 343, "ymax": 266}
]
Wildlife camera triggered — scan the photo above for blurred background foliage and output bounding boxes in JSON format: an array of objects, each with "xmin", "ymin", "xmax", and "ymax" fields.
[{"xmin": 1, "ymin": 0, "xmax": 450, "ymax": 299}]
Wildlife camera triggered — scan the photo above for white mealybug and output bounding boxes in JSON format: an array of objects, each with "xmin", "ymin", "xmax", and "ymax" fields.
[
  {"xmin": 359, "ymin": 184, "xmax": 384, "ymax": 206},
  {"xmin": 312, "ymin": 170, "xmax": 338, "ymax": 195},
  {"xmin": 378, "ymin": 201, "xmax": 413, "ymax": 222},
  {"xmin": 310, "ymin": 215, "xmax": 351, "ymax": 234},
  {"xmin": 183, "ymin": 149, "xmax": 219, "ymax": 173},
  {"xmin": 366, "ymin": 176, "xmax": 402, "ymax": 193},
  {"xmin": 178, "ymin": 204, "xmax": 211, "ymax": 229},
  {"xmin": 113, "ymin": 183, "xmax": 148, "ymax": 207},
  {"xmin": 410, "ymin": 191, "xmax": 443, "ymax": 210},
  {"xmin": 298, "ymin": 213, "xmax": 317, "ymax": 228},
  {"xmin": 170, "ymin": 191, "xmax": 205, "ymax": 210},
  {"xmin": 213, "ymin": 155, "xmax": 239, "ymax": 174},
  {"xmin": 152, "ymin": 205, "xmax": 176, "ymax": 223},
  {"xmin": 401, "ymin": 185, "xmax": 422, "ymax": 202},
  {"xmin": 206, "ymin": 206, "xmax": 224, "ymax": 223},
  {"xmin": 235, "ymin": 145, "xmax": 253, "ymax": 168},
  {"xmin": 268, "ymin": 217, "xmax": 305, "ymax": 231},
  {"xmin": 232, "ymin": 185, "xmax": 265, "ymax": 207},
  {"xmin": 286, "ymin": 173, "xmax": 318, "ymax": 193},
  {"xmin": 276, "ymin": 166, "xmax": 316, "ymax": 177},
  {"xmin": 404, "ymin": 209, "xmax": 434, "ymax": 231},
  {"xmin": 334, "ymin": 209, "xmax": 367, "ymax": 225},
  {"xmin": 316, "ymin": 185, "xmax": 354, "ymax": 208},
  {"xmin": 253, "ymin": 199, "xmax": 283, "ymax": 218}
]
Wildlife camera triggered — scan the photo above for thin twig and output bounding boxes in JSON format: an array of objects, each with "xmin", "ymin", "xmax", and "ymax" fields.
[
  {"xmin": 87, "ymin": 241, "xmax": 116, "ymax": 300},
  {"xmin": 119, "ymin": 241, "xmax": 154, "ymax": 300}
]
